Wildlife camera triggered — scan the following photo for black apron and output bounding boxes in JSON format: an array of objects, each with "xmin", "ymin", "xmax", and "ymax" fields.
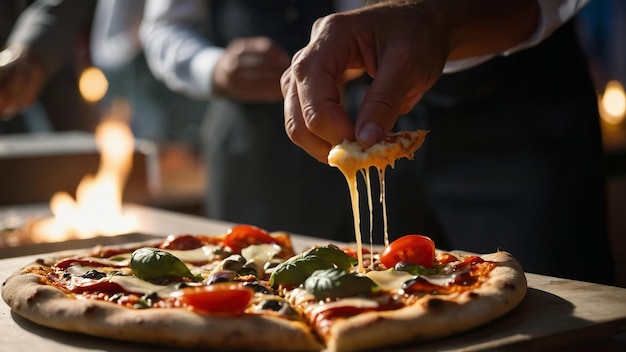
[
  {"xmin": 201, "ymin": 0, "xmax": 356, "ymax": 241},
  {"xmin": 388, "ymin": 21, "xmax": 614, "ymax": 284}
]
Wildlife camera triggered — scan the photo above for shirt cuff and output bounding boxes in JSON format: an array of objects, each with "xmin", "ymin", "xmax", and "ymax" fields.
[{"xmin": 188, "ymin": 47, "xmax": 224, "ymax": 99}]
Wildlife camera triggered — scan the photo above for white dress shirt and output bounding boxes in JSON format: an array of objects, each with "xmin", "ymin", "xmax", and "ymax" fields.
[{"xmin": 139, "ymin": 0, "xmax": 591, "ymax": 98}]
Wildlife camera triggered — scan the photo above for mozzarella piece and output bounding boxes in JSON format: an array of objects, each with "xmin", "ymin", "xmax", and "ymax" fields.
[
  {"xmin": 366, "ymin": 269, "xmax": 413, "ymax": 291},
  {"xmin": 109, "ymin": 275, "xmax": 179, "ymax": 296},
  {"xmin": 241, "ymin": 243, "xmax": 281, "ymax": 264}
]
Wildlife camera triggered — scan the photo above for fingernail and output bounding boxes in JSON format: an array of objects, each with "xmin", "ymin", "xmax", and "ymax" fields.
[{"xmin": 358, "ymin": 122, "xmax": 383, "ymax": 146}]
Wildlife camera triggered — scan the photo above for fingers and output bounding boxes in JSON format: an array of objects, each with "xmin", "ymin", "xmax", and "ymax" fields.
[
  {"xmin": 355, "ymin": 66, "xmax": 413, "ymax": 146},
  {"xmin": 282, "ymin": 45, "xmax": 356, "ymax": 162},
  {"xmin": 355, "ymin": 43, "xmax": 440, "ymax": 147},
  {"xmin": 216, "ymin": 37, "xmax": 290, "ymax": 102},
  {"xmin": 282, "ymin": 67, "xmax": 331, "ymax": 163},
  {"xmin": 233, "ymin": 37, "xmax": 290, "ymax": 70}
]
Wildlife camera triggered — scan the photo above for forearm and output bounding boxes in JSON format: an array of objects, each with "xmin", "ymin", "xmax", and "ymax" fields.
[
  {"xmin": 430, "ymin": 0, "xmax": 591, "ymax": 72},
  {"xmin": 424, "ymin": 0, "xmax": 540, "ymax": 61}
]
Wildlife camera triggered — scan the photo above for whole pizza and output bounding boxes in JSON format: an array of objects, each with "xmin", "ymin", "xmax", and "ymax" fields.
[
  {"xmin": 2, "ymin": 130, "xmax": 527, "ymax": 351},
  {"xmin": 2, "ymin": 225, "xmax": 526, "ymax": 351}
]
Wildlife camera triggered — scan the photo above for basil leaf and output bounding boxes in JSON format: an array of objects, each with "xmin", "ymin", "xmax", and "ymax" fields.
[
  {"xmin": 304, "ymin": 268, "xmax": 377, "ymax": 299},
  {"xmin": 130, "ymin": 248, "xmax": 201, "ymax": 281},
  {"xmin": 270, "ymin": 255, "xmax": 334, "ymax": 286},
  {"xmin": 300, "ymin": 245, "xmax": 357, "ymax": 270}
]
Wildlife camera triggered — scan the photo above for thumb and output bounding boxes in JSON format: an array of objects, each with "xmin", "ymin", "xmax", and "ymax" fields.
[{"xmin": 355, "ymin": 70, "xmax": 413, "ymax": 147}]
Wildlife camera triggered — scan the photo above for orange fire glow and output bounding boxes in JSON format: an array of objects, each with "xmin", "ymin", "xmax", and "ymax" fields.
[
  {"xmin": 599, "ymin": 80, "xmax": 626, "ymax": 126},
  {"xmin": 31, "ymin": 104, "xmax": 138, "ymax": 242}
]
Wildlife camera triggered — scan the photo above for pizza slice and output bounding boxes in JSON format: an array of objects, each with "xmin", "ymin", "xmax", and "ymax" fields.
[
  {"xmin": 271, "ymin": 235, "xmax": 527, "ymax": 352},
  {"xmin": 328, "ymin": 129, "xmax": 429, "ymax": 172}
]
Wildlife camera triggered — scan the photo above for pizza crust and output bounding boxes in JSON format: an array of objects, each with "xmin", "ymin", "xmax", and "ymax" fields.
[
  {"xmin": 2, "ymin": 262, "xmax": 323, "ymax": 351},
  {"xmin": 324, "ymin": 251, "xmax": 527, "ymax": 352}
]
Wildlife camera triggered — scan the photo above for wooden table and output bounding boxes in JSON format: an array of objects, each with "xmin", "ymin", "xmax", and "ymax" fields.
[{"xmin": 1, "ymin": 205, "xmax": 625, "ymax": 351}]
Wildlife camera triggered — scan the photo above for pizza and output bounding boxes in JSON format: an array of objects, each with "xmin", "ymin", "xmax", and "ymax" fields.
[
  {"xmin": 2, "ymin": 130, "xmax": 527, "ymax": 351},
  {"xmin": 1, "ymin": 226, "xmax": 526, "ymax": 352}
]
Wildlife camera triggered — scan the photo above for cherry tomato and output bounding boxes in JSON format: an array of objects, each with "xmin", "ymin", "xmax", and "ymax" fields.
[
  {"xmin": 379, "ymin": 234, "xmax": 436, "ymax": 268},
  {"xmin": 224, "ymin": 224, "xmax": 276, "ymax": 252},
  {"xmin": 174, "ymin": 283, "xmax": 254, "ymax": 313}
]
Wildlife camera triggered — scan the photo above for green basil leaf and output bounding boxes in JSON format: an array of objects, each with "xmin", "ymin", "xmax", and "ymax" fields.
[
  {"xmin": 130, "ymin": 248, "xmax": 201, "ymax": 281},
  {"xmin": 300, "ymin": 245, "xmax": 357, "ymax": 270},
  {"xmin": 270, "ymin": 255, "xmax": 334, "ymax": 286},
  {"xmin": 304, "ymin": 268, "xmax": 377, "ymax": 299}
]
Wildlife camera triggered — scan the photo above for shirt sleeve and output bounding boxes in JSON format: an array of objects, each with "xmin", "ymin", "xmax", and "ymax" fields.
[
  {"xmin": 139, "ymin": 0, "xmax": 222, "ymax": 99},
  {"xmin": 443, "ymin": 0, "xmax": 591, "ymax": 73},
  {"xmin": 90, "ymin": 0, "xmax": 145, "ymax": 70}
]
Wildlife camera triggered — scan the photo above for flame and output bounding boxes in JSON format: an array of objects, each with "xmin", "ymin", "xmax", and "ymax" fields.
[
  {"xmin": 32, "ymin": 101, "xmax": 138, "ymax": 241},
  {"xmin": 599, "ymin": 80, "xmax": 626, "ymax": 125}
]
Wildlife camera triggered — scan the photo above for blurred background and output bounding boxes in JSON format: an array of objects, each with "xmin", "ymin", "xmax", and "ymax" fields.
[
  {"xmin": 0, "ymin": 0, "xmax": 624, "ymax": 285},
  {"xmin": 576, "ymin": 0, "xmax": 626, "ymax": 287}
]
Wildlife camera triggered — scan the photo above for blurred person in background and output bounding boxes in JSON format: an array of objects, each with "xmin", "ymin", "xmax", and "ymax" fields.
[
  {"xmin": 90, "ymin": 0, "xmax": 207, "ymax": 147},
  {"xmin": 281, "ymin": 0, "xmax": 615, "ymax": 285},
  {"xmin": 0, "ymin": 0, "xmax": 97, "ymax": 134},
  {"xmin": 140, "ymin": 0, "xmax": 364, "ymax": 240}
]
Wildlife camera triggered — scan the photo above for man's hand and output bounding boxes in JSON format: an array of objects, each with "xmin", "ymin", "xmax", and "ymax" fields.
[
  {"xmin": 0, "ymin": 45, "xmax": 45, "ymax": 119},
  {"xmin": 280, "ymin": 0, "xmax": 538, "ymax": 163},
  {"xmin": 281, "ymin": 3, "xmax": 448, "ymax": 163},
  {"xmin": 213, "ymin": 36, "xmax": 291, "ymax": 103}
]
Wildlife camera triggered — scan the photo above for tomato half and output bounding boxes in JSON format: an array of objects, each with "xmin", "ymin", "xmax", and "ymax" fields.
[
  {"xmin": 174, "ymin": 283, "xmax": 254, "ymax": 313},
  {"xmin": 225, "ymin": 224, "xmax": 277, "ymax": 252},
  {"xmin": 379, "ymin": 234, "xmax": 436, "ymax": 268}
]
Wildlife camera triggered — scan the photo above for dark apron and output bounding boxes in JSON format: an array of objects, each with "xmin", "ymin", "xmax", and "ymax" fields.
[
  {"xmin": 389, "ymin": 21, "xmax": 613, "ymax": 284},
  {"xmin": 201, "ymin": 0, "xmax": 357, "ymax": 241}
]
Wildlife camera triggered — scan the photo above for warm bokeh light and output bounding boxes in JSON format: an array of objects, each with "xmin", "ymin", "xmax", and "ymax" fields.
[
  {"xmin": 79, "ymin": 66, "xmax": 109, "ymax": 103},
  {"xmin": 599, "ymin": 80, "xmax": 626, "ymax": 125},
  {"xmin": 32, "ymin": 104, "xmax": 137, "ymax": 241}
]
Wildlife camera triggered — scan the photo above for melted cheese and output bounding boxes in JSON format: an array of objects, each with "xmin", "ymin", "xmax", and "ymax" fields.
[
  {"xmin": 155, "ymin": 245, "xmax": 223, "ymax": 263},
  {"xmin": 65, "ymin": 264, "xmax": 180, "ymax": 296},
  {"xmin": 328, "ymin": 130, "xmax": 428, "ymax": 272},
  {"xmin": 241, "ymin": 243, "xmax": 281, "ymax": 264},
  {"xmin": 366, "ymin": 269, "xmax": 413, "ymax": 291},
  {"xmin": 110, "ymin": 275, "xmax": 179, "ymax": 296},
  {"xmin": 307, "ymin": 297, "xmax": 380, "ymax": 318},
  {"xmin": 285, "ymin": 287, "xmax": 317, "ymax": 307},
  {"xmin": 89, "ymin": 245, "xmax": 224, "ymax": 264}
]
